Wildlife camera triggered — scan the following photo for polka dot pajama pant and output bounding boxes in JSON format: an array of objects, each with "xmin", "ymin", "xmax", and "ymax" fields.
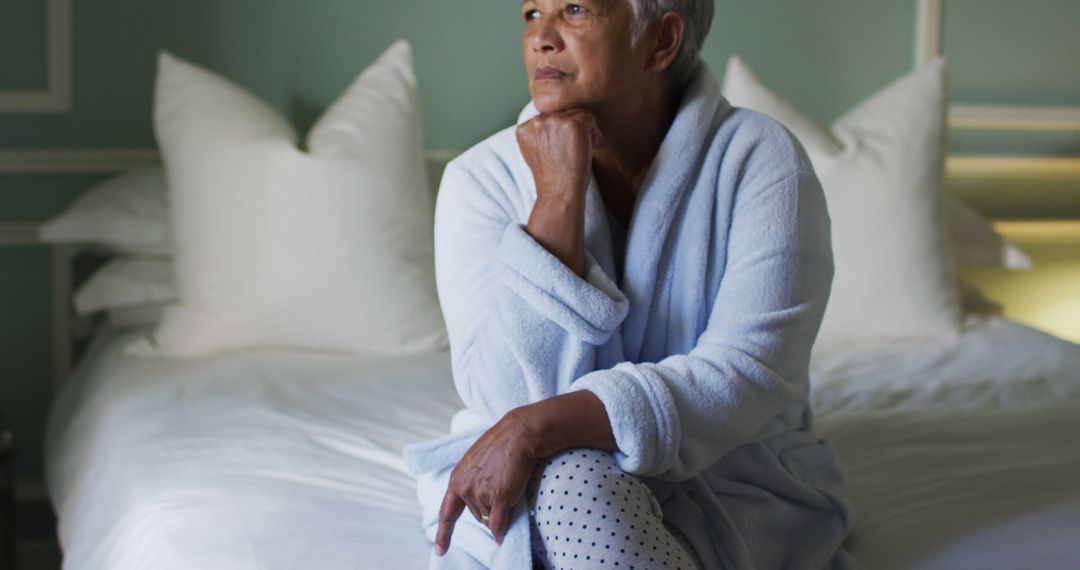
[{"xmin": 526, "ymin": 449, "xmax": 703, "ymax": 570}]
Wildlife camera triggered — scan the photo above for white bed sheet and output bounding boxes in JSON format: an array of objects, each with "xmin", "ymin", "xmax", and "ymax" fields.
[
  {"xmin": 810, "ymin": 315, "xmax": 1080, "ymax": 569},
  {"xmin": 810, "ymin": 314, "xmax": 1080, "ymax": 415},
  {"xmin": 47, "ymin": 326, "xmax": 460, "ymax": 570},
  {"xmin": 46, "ymin": 316, "xmax": 1080, "ymax": 569}
]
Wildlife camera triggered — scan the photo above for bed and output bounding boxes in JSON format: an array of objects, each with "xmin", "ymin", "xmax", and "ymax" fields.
[
  {"xmin": 37, "ymin": 36, "xmax": 1080, "ymax": 570},
  {"xmin": 44, "ymin": 313, "xmax": 1080, "ymax": 570}
]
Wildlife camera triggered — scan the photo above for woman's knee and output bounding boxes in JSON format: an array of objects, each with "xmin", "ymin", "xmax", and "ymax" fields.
[
  {"xmin": 529, "ymin": 448, "xmax": 660, "ymax": 520},
  {"xmin": 527, "ymin": 449, "xmax": 699, "ymax": 569}
]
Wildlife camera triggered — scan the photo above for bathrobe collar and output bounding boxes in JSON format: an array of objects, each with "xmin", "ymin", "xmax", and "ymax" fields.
[{"xmin": 516, "ymin": 61, "xmax": 732, "ymax": 360}]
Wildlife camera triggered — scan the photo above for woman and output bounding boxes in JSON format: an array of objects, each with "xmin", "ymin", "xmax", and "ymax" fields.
[{"xmin": 405, "ymin": 0, "xmax": 859, "ymax": 568}]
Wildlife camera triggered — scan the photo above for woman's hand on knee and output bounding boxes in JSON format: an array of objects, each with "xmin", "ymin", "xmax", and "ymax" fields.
[{"xmin": 435, "ymin": 408, "xmax": 543, "ymax": 555}]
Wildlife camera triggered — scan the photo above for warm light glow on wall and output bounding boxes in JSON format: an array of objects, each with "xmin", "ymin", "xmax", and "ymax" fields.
[{"xmin": 962, "ymin": 242, "xmax": 1080, "ymax": 344}]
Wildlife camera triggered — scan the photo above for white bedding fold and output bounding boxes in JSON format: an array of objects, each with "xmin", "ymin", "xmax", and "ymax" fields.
[
  {"xmin": 810, "ymin": 315, "xmax": 1080, "ymax": 415},
  {"xmin": 47, "ymin": 326, "xmax": 459, "ymax": 570}
]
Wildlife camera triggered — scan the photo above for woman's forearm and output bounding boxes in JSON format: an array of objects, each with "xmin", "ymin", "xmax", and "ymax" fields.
[
  {"xmin": 517, "ymin": 110, "xmax": 597, "ymax": 278},
  {"xmin": 526, "ymin": 191, "xmax": 587, "ymax": 277},
  {"xmin": 513, "ymin": 390, "xmax": 618, "ymax": 459}
]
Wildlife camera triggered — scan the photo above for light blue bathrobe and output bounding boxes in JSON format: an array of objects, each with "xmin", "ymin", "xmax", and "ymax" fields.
[{"xmin": 404, "ymin": 62, "xmax": 860, "ymax": 569}]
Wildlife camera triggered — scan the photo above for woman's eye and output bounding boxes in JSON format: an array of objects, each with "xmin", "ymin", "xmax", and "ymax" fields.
[{"xmin": 566, "ymin": 4, "xmax": 586, "ymax": 16}]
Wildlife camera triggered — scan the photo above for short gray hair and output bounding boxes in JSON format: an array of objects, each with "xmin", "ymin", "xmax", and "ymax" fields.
[{"xmin": 628, "ymin": 0, "xmax": 714, "ymax": 87}]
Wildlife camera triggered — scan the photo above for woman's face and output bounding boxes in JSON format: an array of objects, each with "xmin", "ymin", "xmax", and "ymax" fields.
[{"xmin": 522, "ymin": 0, "xmax": 652, "ymax": 114}]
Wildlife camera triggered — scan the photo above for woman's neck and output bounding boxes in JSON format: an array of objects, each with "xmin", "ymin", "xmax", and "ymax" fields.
[{"xmin": 590, "ymin": 79, "xmax": 680, "ymax": 197}]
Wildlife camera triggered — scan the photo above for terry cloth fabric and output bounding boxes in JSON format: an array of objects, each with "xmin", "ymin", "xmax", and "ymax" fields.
[{"xmin": 404, "ymin": 61, "xmax": 862, "ymax": 569}]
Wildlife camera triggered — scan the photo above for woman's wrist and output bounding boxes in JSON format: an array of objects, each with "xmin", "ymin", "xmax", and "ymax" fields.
[
  {"xmin": 526, "ymin": 190, "xmax": 587, "ymax": 277},
  {"xmin": 513, "ymin": 391, "xmax": 618, "ymax": 460}
]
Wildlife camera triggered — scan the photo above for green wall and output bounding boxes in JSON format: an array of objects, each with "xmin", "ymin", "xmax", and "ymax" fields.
[
  {"xmin": 1, "ymin": 0, "xmax": 1078, "ymax": 489},
  {"xmin": 0, "ymin": 0, "xmax": 1075, "ymax": 152},
  {"xmin": 945, "ymin": 0, "xmax": 1080, "ymax": 107},
  {"xmin": 0, "ymin": 0, "xmax": 47, "ymax": 88}
]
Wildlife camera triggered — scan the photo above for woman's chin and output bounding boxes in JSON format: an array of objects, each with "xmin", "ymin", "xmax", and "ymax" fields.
[{"xmin": 531, "ymin": 91, "xmax": 583, "ymax": 115}]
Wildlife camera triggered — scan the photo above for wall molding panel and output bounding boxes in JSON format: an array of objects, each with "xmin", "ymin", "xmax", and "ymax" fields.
[
  {"xmin": 946, "ymin": 156, "xmax": 1080, "ymax": 180},
  {"xmin": 950, "ymin": 104, "xmax": 1080, "ymax": 132},
  {"xmin": 0, "ymin": 0, "xmax": 72, "ymax": 113},
  {"xmin": 918, "ymin": 0, "xmax": 1080, "ymax": 132},
  {"xmin": 0, "ymin": 222, "xmax": 41, "ymax": 246},
  {"xmin": 994, "ymin": 220, "xmax": 1080, "ymax": 244},
  {"xmin": 0, "ymin": 148, "xmax": 468, "ymax": 174},
  {"xmin": 0, "ymin": 148, "xmax": 160, "ymax": 173},
  {"xmin": 1, "ymin": 147, "xmax": 1077, "ymax": 182}
]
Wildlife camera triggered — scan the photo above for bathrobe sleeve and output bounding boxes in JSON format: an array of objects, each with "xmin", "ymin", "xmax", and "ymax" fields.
[
  {"xmin": 570, "ymin": 168, "xmax": 834, "ymax": 481},
  {"xmin": 434, "ymin": 157, "xmax": 630, "ymax": 423}
]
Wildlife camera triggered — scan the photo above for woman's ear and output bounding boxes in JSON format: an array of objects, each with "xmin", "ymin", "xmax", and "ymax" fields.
[{"xmin": 647, "ymin": 12, "xmax": 686, "ymax": 74}]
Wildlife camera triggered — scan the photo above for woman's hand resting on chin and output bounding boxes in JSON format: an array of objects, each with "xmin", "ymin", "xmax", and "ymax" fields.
[
  {"xmin": 516, "ymin": 109, "xmax": 604, "ymax": 201},
  {"xmin": 515, "ymin": 109, "xmax": 605, "ymax": 277}
]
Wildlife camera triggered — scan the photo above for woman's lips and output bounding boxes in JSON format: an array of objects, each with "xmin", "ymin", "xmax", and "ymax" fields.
[{"xmin": 535, "ymin": 66, "xmax": 570, "ymax": 80}]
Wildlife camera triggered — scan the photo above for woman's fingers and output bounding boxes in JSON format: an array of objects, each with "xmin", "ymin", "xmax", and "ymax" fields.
[
  {"xmin": 487, "ymin": 500, "xmax": 511, "ymax": 545},
  {"xmin": 466, "ymin": 502, "xmax": 485, "ymax": 525},
  {"xmin": 435, "ymin": 491, "xmax": 466, "ymax": 556},
  {"xmin": 560, "ymin": 108, "xmax": 596, "ymax": 127},
  {"xmin": 560, "ymin": 109, "xmax": 606, "ymax": 148},
  {"xmin": 434, "ymin": 410, "xmax": 545, "ymax": 554},
  {"xmin": 516, "ymin": 108, "xmax": 602, "ymax": 199}
]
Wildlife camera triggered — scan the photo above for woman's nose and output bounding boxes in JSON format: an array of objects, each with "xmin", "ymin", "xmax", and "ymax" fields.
[{"xmin": 530, "ymin": 16, "xmax": 564, "ymax": 53}]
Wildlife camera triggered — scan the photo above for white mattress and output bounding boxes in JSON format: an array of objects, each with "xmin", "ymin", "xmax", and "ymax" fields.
[{"xmin": 46, "ymin": 316, "xmax": 1080, "ymax": 569}]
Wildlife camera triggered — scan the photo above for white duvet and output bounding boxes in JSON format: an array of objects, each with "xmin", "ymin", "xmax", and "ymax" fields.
[{"xmin": 46, "ymin": 315, "xmax": 1080, "ymax": 569}]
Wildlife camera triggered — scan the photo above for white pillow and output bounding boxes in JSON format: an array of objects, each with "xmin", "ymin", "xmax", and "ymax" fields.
[
  {"xmin": 39, "ymin": 168, "xmax": 171, "ymax": 255},
  {"xmin": 40, "ymin": 157, "xmax": 456, "ymax": 259},
  {"xmin": 127, "ymin": 40, "xmax": 448, "ymax": 357},
  {"xmin": 74, "ymin": 257, "xmax": 175, "ymax": 314},
  {"xmin": 720, "ymin": 56, "xmax": 1030, "ymax": 271},
  {"xmin": 723, "ymin": 56, "xmax": 960, "ymax": 344}
]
